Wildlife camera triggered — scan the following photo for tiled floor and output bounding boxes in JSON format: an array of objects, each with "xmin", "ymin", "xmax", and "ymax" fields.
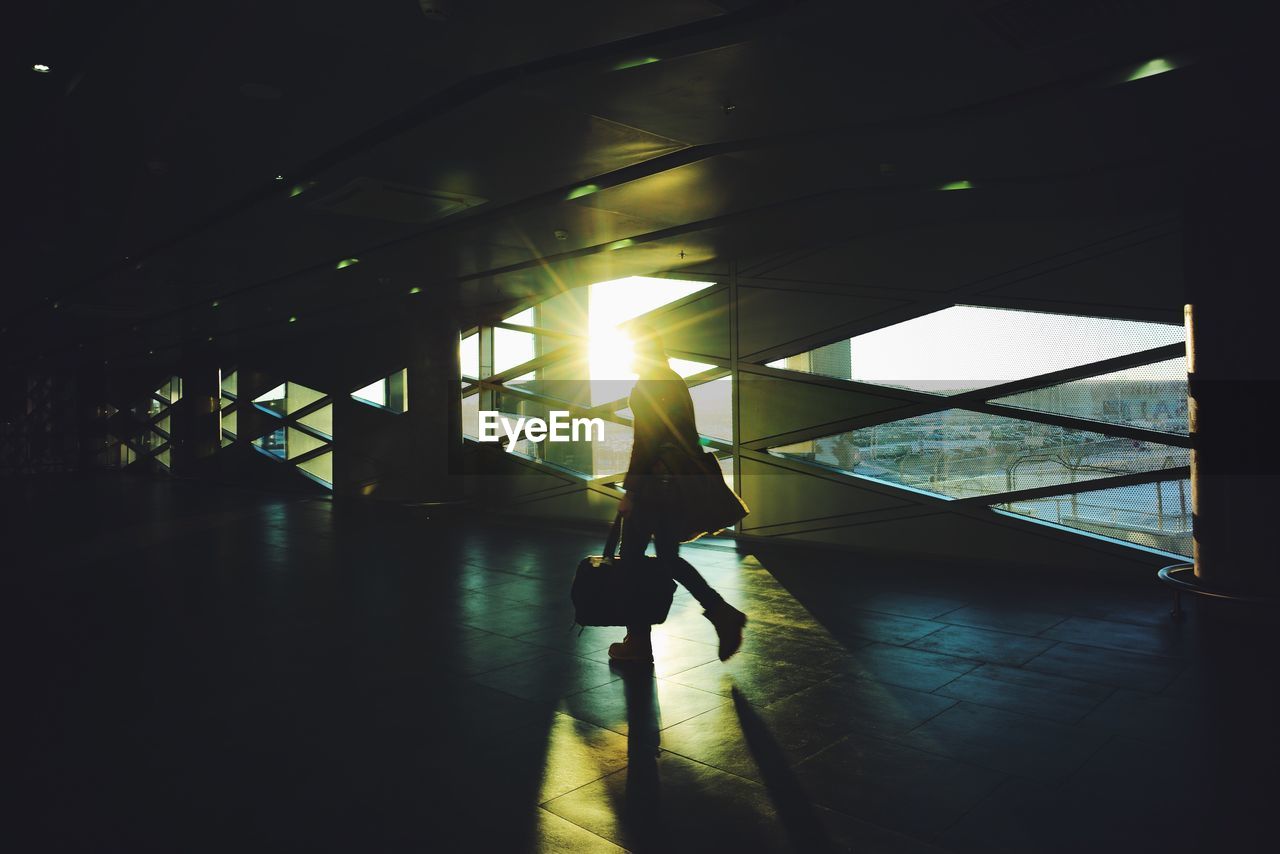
[{"xmin": 7, "ymin": 475, "xmax": 1276, "ymax": 852}]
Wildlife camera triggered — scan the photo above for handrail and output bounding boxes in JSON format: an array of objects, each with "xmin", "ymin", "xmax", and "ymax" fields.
[{"xmin": 1157, "ymin": 563, "xmax": 1280, "ymax": 620}]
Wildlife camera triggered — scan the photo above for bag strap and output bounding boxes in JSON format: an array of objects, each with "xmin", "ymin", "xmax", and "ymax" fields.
[{"xmin": 603, "ymin": 512, "xmax": 624, "ymax": 561}]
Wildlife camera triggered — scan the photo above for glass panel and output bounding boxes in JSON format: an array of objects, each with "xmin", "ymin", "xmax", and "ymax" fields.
[
  {"xmin": 296, "ymin": 404, "xmax": 333, "ymax": 438},
  {"xmin": 352, "ymin": 378, "xmax": 387, "ymax": 407},
  {"xmin": 351, "ymin": 371, "xmax": 407, "ymax": 413},
  {"xmin": 768, "ymin": 409, "xmax": 1189, "ymax": 500},
  {"xmin": 253, "ymin": 382, "xmax": 325, "ymax": 416},
  {"xmin": 389, "ymin": 369, "xmax": 407, "ymax": 413},
  {"xmin": 690, "ymin": 376, "xmax": 732, "ymax": 442},
  {"xmin": 155, "ymin": 415, "xmax": 171, "ymax": 436},
  {"xmin": 992, "ymin": 357, "xmax": 1188, "ymax": 435},
  {"xmin": 221, "ymin": 409, "xmax": 237, "ymax": 438},
  {"xmin": 285, "ymin": 382, "xmax": 325, "ymax": 415},
  {"xmin": 590, "ymin": 276, "xmax": 713, "ymax": 329},
  {"xmin": 494, "ymin": 327, "xmax": 537, "ymax": 375},
  {"xmin": 286, "ymin": 427, "xmax": 327, "ymax": 460},
  {"xmin": 996, "ymin": 479, "xmax": 1192, "ymax": 557},
  {"xmin": 253, "ymin": 428, "xmax": 287, "ymax": 459},
  {"xmin": 460, "ymin": 334, "xmax": 480, "ymax": 379},
  {"xmin": 505, "ymin": 307, "xmax": 535, "ymax": 326},
  {"xmin": 588, "ymin": 420, "xmax": 634, "ymax": 479},
  {"xmin": 156, "ymin": 448, "xmax": 171, "ymax": 469},
  {"xmin": 587, "ymin": 277, "xmax": 714, "ymax": 385},
  {"xmin": 221, "ymin": 370, "xmax": 238, "ymax": 398},
  {"xmin": 155, "ymin": 376, "xmax": 182, "ymax": 404},
  {"xmin": 297, "ymin": 451, "xmax": 334, "ymax": 487},
  {"xmin": 718, "ymin": 453, "xmax": 735, "ymax": 493},
  {"xmin": 670, "ymin": 359, "xmax": 719, "ymax": 378},
  {"xmin": 254, "ymin": 383, "xmax": 287, "ymax": 416},
  {"xmin": 461, "ymin": 392, "xmax": 480, "ymax": 439},
  {"xmin": 766, "ymin": 306, "xmax": 1185, "ymax": 395}
]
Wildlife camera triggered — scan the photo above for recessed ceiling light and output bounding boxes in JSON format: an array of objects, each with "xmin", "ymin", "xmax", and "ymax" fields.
[
  {"xmin": 32, "ymin": 64, "xmax": 51, "ymax": 73},
  {"xmin": 274, "ymin": 175, "xmax": 284, "ymax": 181},
  {"xmin": 211, "ymin": 300, "xmax": 220, "ymax": 307},
  {"xmin": 612, "ymin": 56, "xmax": 660, "ymax": 72},
  {"xmin": 938, "ymin": 179, "xmax": 974, "ymax": 191},
  {"xmin": 1127, "ymin": 58, "xmax": 1175, "ymax": 82},
  {"xmin": 288, "ymin": 316, "xmax": 298, "ymax": 323},
  {"xmin": 565, "ymin": 184, "xmax": 600, "ymax": 201},
  {"xmin": 335, "ymin": 258, "xmax": 359, "ymax": 270},
  {"xmin": 408, "ymin": 286, "xmax": 422, "ymax": 294}
]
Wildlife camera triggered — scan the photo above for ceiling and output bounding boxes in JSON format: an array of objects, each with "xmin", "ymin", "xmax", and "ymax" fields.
[{"xmin": 3, "ymin": 0, "xmax": 1239, "ymax": 367}]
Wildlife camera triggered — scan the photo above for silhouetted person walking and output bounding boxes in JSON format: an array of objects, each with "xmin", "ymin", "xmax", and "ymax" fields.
[{"xmin": 608, "ymin": 321, "xmax": 747, "ymax": 666}]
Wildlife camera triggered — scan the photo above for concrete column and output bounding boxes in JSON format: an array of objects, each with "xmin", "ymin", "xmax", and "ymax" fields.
[
  {"xmin": 172, "ymin": 350, "xmax": 219, "ymax": 474},
  {"xmin": 404, "ymin": 295, "xmax": 462, "ymax": 501},
  {"xmin": 1186, "ymin": 153, "xmax": 1279, "ymax": 594}
]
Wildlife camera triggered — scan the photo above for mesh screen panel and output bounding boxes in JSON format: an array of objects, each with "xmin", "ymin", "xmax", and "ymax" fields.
[
  {"xmin": 768, "ymin": 409, "xmax": 1188, "ymax": 499},
  {"xmin": 992, "ymin": 357, "xmax": 1187, "ymax": 434},
  {"xmin": 996, "ymin": 479, "xmax": 1191, "ymax": 557}
]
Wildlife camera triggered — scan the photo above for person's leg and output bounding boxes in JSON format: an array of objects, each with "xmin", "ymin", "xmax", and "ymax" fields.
[
  {"xmin": 653, "ymin": 513, "xmax": 747, "ymax": 661},
  {"xmin": 612, "ymin": 507, "xmax": 656, "ymax": 662},
  {"xmin": 652, "ymin": 526, "xmax": 725, "ymax": 612}
]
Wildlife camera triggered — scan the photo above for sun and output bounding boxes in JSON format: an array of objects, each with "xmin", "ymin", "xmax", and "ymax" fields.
[
  {"xmin": 588, "ymin": 326, "xmax": 636, "ymax": 381},
  {"xmin": 585, "ymin": 276, "xmax": 711, "ymax": 380}
]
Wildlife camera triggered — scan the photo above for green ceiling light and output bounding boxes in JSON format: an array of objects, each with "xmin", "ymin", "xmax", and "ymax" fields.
[
  {"xmin": 335, "ymin": 257, "xmax": 360, "ymax": 270},
  {"xmin": 611, "ymin": 56, "xmax": 660, "ymax": 71},
  {"xmin": 288, "ymin": 315, "xmax": 298, "ymax": 323},
  {"xmin": 408, "ymin": 286, "xmax": 422, "ymax": 294},
  {"xmin": 938, "ymin": 179, "xmax": 974, "ymax": 191},
  {"xmin": 290, "ymin": 181, "xmax": 317, "ymax": 198},
  {"xmin": 565, "ymin": 183, "xmax": 601, "ymax": 201},
  {"xmin": 33, "ymin": 64, "xmax": 51, "ymax": 73},
  {"xmin": 607, "ymin": 238, "xmax": 635, "ymax": 251},
  {"xmin": 1127, "ymin": 58, "xmax": 1176, "ymax": 82},
  {"xmin": 211, "ymin": 300, "xmax": 220, "ymax": 308}
]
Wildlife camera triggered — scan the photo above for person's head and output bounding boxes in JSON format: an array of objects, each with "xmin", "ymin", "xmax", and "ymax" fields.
[{"xmin": 626, "ymin": 319, "xmax": 668, "ymax": 375}]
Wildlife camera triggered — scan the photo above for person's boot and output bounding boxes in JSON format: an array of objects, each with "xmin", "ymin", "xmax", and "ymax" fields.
[
  {"xmin": 608, "ymin": 633, "xmax": 654, "ymax": 665},
  {"xmin": 704, "ymin": 603, "xmax": 747, "ymax": 661}
]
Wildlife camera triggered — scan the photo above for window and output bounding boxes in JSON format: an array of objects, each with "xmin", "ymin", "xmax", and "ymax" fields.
[
  {"xmin": 767, "ymin": 305, "xmax": 1185, "ymax": 394},
  {"xmin": 769, "ymin": 410, "xmax": 1188, "ymax": 500},
  {"xmin": 459, "ymin": 276, "xmax": 715, "ymax": 481},
  {"xmin": 248, "ymin": 379, "xmax": 334, "ymax": 489},
  {"xmin": 996, "ymin": 479, "xmax": 1191, "ymax": 557},
  {"xmin": 991, "ymin": 357, "xmax": 1187, "ymax": 434},
  {"xmin": 352, "ymin": 370, "xmax": 408, "ymax": 414}
]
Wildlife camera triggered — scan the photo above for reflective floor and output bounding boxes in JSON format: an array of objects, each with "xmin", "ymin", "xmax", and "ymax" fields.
[{"xmin": 7, "ymin": 474, "xmax": 1274, "ymax": 852}]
